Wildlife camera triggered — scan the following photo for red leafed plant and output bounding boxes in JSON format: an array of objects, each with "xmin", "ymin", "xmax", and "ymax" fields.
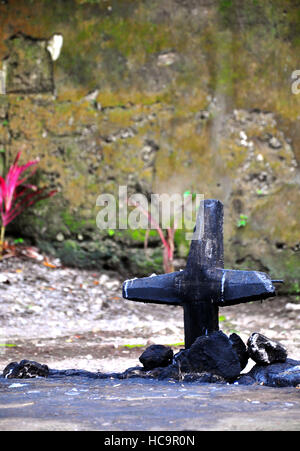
[
  {"xmin": 128, "ymin": 191, "xmax": 195, "ymax": 273},
  {"xmin": 0, "ymin": 151, "xmax": 56, "ymax": 256},
  {"xmin": 128, "ymin": 198, "xmax": 175, "ymax": 273}
]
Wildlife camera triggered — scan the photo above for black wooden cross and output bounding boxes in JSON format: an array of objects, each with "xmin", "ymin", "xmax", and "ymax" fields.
[{"xmin": 122, "ymin": 199, "xmax": 282, "ymax": 348}]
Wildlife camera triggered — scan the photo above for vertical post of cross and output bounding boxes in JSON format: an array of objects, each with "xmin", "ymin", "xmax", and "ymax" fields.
[{"xmin": 182, "ymin": 199, "xmax": 224, "ymax": 348}]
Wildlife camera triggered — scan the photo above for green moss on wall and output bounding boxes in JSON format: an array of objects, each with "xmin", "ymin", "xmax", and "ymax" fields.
[{"xmin": 0, "ymin": 0, "xmax": 299, "ymax": 283}]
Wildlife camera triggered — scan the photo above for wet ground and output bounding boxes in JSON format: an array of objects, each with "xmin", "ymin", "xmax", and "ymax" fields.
[
  {"xmin": 0, "ymin": 256, "xmax": 300, "ymax": 430},
  {"xmin": 1, "ymin": 377, "xmax": 299, "ymax": 431}
]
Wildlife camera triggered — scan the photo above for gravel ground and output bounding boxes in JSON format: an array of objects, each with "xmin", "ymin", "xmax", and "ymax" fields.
[{"xmin": 0, "ymin": 255, "xmax": 299, "ymax": 375}]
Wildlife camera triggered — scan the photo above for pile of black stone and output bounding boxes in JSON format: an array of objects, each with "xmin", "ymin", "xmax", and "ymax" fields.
[
  {"xmin": 135, "ymin": 331, "xmax": 300, "ymax": 387},
  {"xmin": 2, "ymin": 331, "xmax": 300, "ymax": 388}
]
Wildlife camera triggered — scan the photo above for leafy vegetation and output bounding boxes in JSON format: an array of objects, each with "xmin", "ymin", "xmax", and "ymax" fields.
[
  {"xmin": 0, "ymin": 151, "xmax": 56, "ymax": 256},
  {"xmin": 237, "ymin": 214, "xmax": 248, "ymax": 228}
]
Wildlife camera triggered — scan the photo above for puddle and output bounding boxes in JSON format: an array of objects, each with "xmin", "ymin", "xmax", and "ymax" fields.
[{"xmin": 0, "ymin": 377, "xmax": 299, "ymax": 430}]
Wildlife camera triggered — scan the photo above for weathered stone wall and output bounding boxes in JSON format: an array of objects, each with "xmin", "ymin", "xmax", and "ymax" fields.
[{"xmin": 0, "ymin": 0, "xmax": 299, "ymax": 290}]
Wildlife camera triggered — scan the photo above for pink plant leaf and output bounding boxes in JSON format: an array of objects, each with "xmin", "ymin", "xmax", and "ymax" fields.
[
  {"xmin": 3, "ymin": 188, "xmax": 56, "ymax": 227},
  {"xmin": 127, "ymin": 196, "xmax": 177, "ymax": 273},
  {"xmin": 128, "ymin": 197, "xmax": 171, "ymax": 253},
  {"xmin": 166, "ymin": 227, "xmax": 175, "ymax": 261},
  {"xmin": 0, "ymin": 151, "xmax": 56, "ymax": 229}
]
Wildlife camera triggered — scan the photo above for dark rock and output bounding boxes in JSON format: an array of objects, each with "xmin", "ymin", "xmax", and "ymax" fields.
[
  {"xmin": 3, "ymin": 359, "xmax": 49, "ymax": 379},
  {"xmin": 229, "ymin": 332, "xmax": 249, "ymax": 371},
  {"xmin": 246, "ymin": 358, "xmax": 300, "ymax": 387},
  {"xmin": 236, "ymin": 374, "xmax": 256, "ymax": 386},
  {"xmin": 120, "ymin": 364, "xmax": 181, "ymax": 381},
  {"xmin": 155, "ymin": 364, "xmax": 181, "ymax": 380},
  {"xmin": 182, "ymin": 331, "xmax": 241, "ymax": 381},
  {"xmin": 137, "ymin": 363, "xmax": 227, "ymax": 384},
  {"xmin": 173, "ymin": 349, "xmax": 191, "ymax": 372},
  {"xmin": 139, "ymin": 344, "xmax": 173, "ymax": 370},
  {"xmin": 119, "ymin": 366, "xmax": 147, "ymax": 379},
  {"xmin": 247, "ymin": 332, "xmax": 287, "ymax": 365},
  {"xmin": 182, "ymin": 372, "xmax": 226, "ymax": 384},
  {"xmin": 49, "ymin": 368, "xmax": 101, "ymax": 379}
]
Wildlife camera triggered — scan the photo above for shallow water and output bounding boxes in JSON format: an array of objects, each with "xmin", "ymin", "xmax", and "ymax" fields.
[{"xmin": 0, "ymin": 376, "xmax": 299, "ymax": 431}]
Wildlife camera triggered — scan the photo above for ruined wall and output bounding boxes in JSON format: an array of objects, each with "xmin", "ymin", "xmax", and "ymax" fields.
[{"xmin": 0, "ymin": 0, "xmax": 299, "ymax": 290}]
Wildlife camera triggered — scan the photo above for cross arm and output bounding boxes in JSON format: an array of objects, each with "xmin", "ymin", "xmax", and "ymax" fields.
[
  {"xmin": 214, "ymin": 268, "xmax": 276, "ymax": 306},
  {"xmin": 176, "ymin": 267, "xmax": 276, "ymax": 305},
  {"xmin": 122, "ymin": 271, "xmax": 183, "ymax": 306},
  {"xmin": 122, "ymin": 267, "xmax": 276, "ymax": 307}
]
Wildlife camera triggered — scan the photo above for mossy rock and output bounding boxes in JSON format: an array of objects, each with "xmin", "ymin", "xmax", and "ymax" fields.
[
  {"xmin": 38, "ymin": 237, "xmax": 164, "ymax": 276},
  {"xmin": 5, "ymin": 33, "xmax": 54, "ymax": 94}
]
